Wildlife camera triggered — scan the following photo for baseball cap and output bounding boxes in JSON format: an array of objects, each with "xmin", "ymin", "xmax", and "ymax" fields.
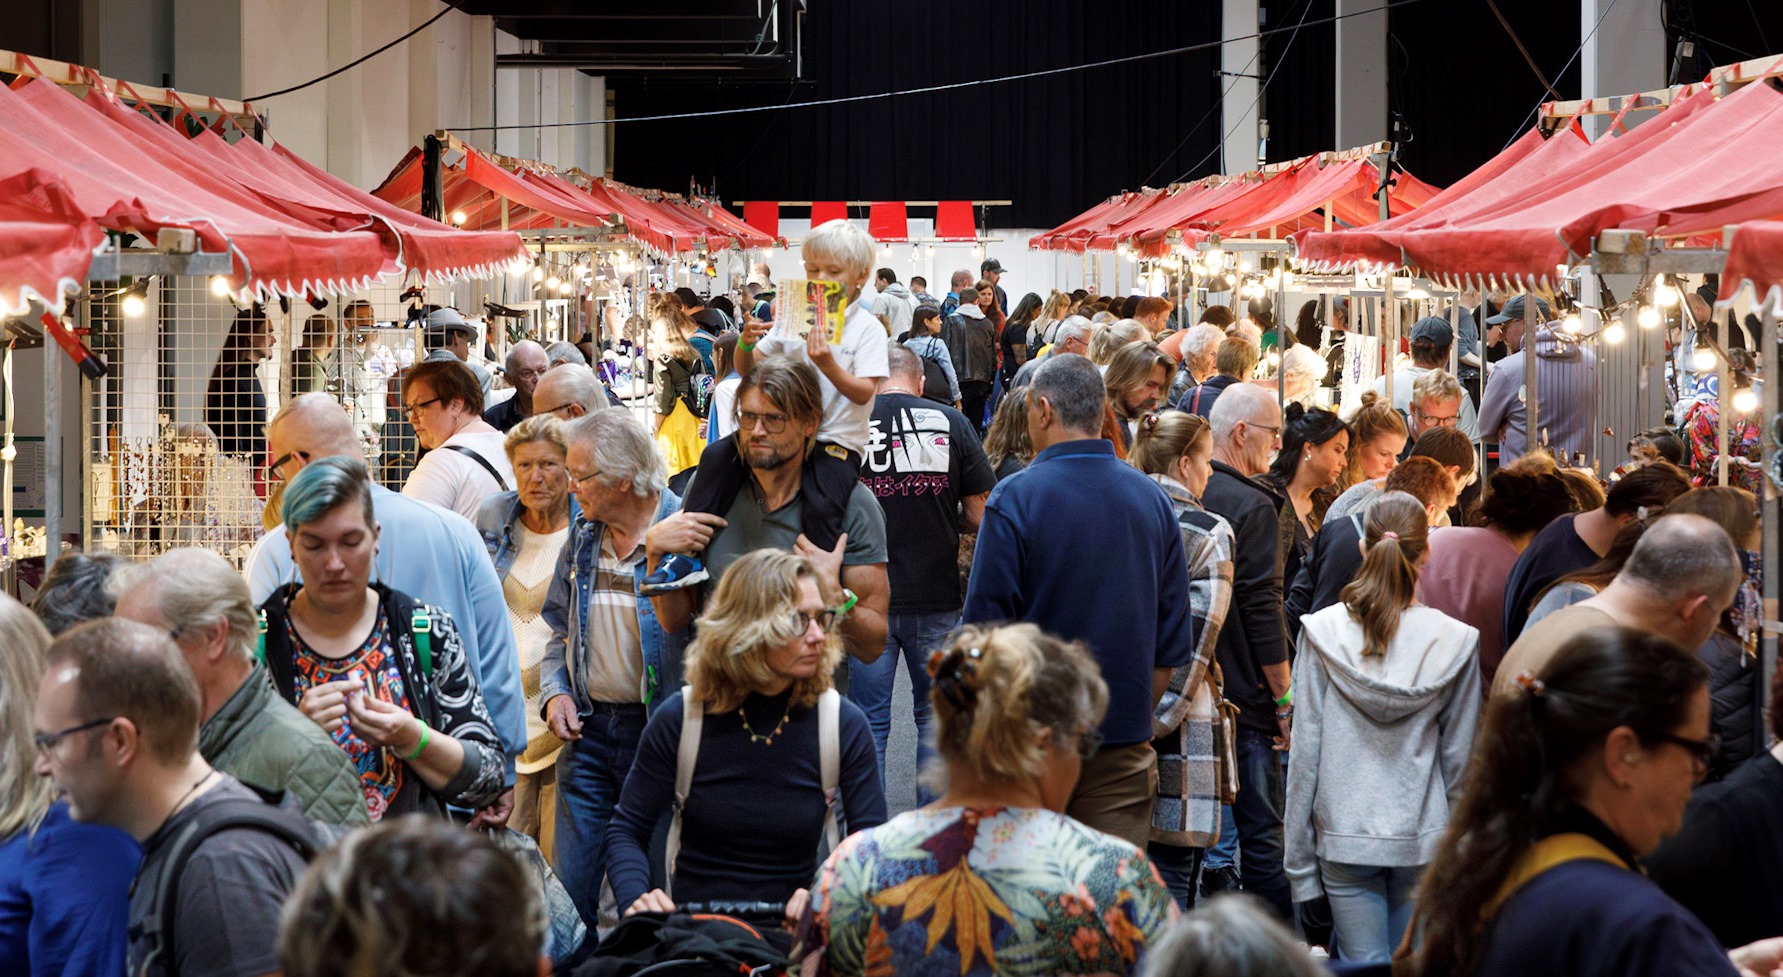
[
  {"xmin": 1410, "ymin": 317, "xmax": 1454, "ymax": 347},
  {"xmin": 980, "ymin": 257, "xmax": 1004, "ymax": 274},
  {"xmin": 1485, "ymin": 295, "xmax": 1552, "ymax": 325},
  {"xmin": 423, "ymin": 307, "xmax": 477, "ymax": 336}
]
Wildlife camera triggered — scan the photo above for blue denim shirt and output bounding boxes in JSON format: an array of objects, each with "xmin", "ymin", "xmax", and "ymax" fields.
[
  {"xmin": 538, "ymin": 490, "xmax": 688, "ymax": 717},
  {"xmin": 474, "ymin": 491, "xmax": 583, "ymax": 579}
]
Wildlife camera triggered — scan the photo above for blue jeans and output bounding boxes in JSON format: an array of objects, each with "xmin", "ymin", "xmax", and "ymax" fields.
[
  {"xmin": 1233, "ymin": 725, "xmax": 1292, "ymax": 921},
  {"xmin": 848, "ymin": 610, "xmax": 951, "ymax": 803},
  {"xmin": 553, "ymin": 702, "xmax": 647, "ymax": 928},
  {"xmin": 1203, "ymin": 804, "xmax": 1239, "ymax": 869},
  {"xmin": 1148, "ymin": 842, "xmax": 1204, "ymax": 910},
  {"xmin": 1319, "ymin": 861, "xmax": 1422, "ymax": 963}
]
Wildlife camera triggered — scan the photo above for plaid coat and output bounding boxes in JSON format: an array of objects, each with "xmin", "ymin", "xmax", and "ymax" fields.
[{"xmin": 1147, "ymin": 474, "xmax": 1234, "ymax": 847}]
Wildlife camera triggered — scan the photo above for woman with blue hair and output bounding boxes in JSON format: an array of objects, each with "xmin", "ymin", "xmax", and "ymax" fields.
[{"xmin": 258, "ymin": 456, "xmax": 506, "ymax": 821}]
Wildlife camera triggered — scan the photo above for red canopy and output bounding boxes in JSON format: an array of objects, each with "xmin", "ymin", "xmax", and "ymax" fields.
[
  {"xmin": 0, "ymin": 169, "xmax": 103, "ymax": 316},
  {"xmin": 1298, "ymin": 80, "xmax": 1783, "ymax": 282},
  {"xmin": 1722, "ymin": 221, "xmax": 1783, "ymax": 310}
]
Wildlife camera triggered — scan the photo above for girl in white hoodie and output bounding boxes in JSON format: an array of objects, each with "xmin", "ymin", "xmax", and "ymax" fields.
[{"xmin": 1284, "ymin": 491, "xmax": 1482, "ymax": 963}]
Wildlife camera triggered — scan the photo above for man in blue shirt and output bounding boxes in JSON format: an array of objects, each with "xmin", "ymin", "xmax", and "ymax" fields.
[
  {"xmin": 245, "ymin": 394, "xmax": 525, "ymax": 825},
  {"xmin": 963, "ymin": 353, "xmax": 1194, "ymax": 849}
]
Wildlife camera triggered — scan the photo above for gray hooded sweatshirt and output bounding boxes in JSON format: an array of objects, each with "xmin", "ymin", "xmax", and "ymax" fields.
[{"xmin": 1284, "ymin": 603, "xmax": 1482, "ymax": 903}]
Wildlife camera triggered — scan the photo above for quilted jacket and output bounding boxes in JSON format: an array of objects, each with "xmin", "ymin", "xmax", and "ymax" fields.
[{"xmin": 198, "ymin": 663, "xmax": 368, "ymax": 826}]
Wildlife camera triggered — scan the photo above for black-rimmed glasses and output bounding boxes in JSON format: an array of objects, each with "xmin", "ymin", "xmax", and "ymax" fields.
[
  {"xmin": 1656, "ymin": 731, "xmax": 1720, "ymax": 782},
  {"xmin": 265, "ymin": 450, "xmax": 311, "ymax": 482},
  {"xmin": 403, "ymin": 397, "xmax": 441, "ymax": 419},
  {"xmin": 34, "ymin": 717, "xmax": 116, "ymax": 755},
  {"xmin": 737, "ymin": 410, "xmax": 790, "ymax": 434}
]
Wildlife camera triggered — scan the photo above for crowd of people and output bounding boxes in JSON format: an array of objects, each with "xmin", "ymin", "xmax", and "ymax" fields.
[{"xmin": 7, "ymin": 217, "xmax": 1781, "ymax": 977}]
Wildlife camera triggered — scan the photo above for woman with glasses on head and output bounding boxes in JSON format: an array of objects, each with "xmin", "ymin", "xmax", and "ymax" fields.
[
  {"xmin": 1, "ymin": 594, "xmax": 140, "ymax": 977},
  {"xmin": 1398, "ymin": 628, "xmax": 1783, "ymax": 977},
  {"xmin": 1259, "ymin": 405, "xmax": 1350, "ymax": 587},
  {"xmin": 797, "ymin": 623, "xmax": 1178, "ymax": 976},
  {"xmin": 606, "ymin": 549, "xmax": 886, "ymax": 933},
  {"xmin": 260, "ymin": 457, "xmax": 507, "ymax": 822},
  {"xmin": 472, "ymin": 415, "xmax": 577, "ymax": 857}
]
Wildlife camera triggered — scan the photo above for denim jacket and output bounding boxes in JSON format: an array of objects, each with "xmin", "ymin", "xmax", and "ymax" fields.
[
  {"xmin": 538, "ymin": 490, "xmax": 687, "ymax": 717},
  {"xmin": 474, "ymin": 491, "xmax": 583, "ymax": 579}
]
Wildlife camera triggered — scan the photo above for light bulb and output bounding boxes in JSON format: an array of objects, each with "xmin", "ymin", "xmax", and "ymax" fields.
[
  {"xmin": 546, "ymin": 275, "xmax": 561, "ymax": 290},
  {"xmin": 532, "ymin": 266, "xmax": 545, "ymax": 283},
  {"xmin": 1238, "ymin": 255, "xmax": 1255, "ymax": 273},
  {"xmin": 1693, "ymin": 348, "xmax": 1718, "ymax": 372},
  {"xmin": 1205, "ymin": 248, "xmax": 1225, "ymax": 266},
  {"xmin": 121, "ymin": 292, "xmax": 146, "ymax": 318},
  {"xmin": 1637, "ymin": 306, "xmax": 1660, "ymax": 329},
  {"xmin": 1733, "ymin": 389, "xmax": 1760, "ymax": 414},
  {"xmin": 1190, "ymin": 261, "xmax": 1208, "ymax": 277},
  {"xmin": 1602, "ymin": 321, "xmax": 1626, "ymax": 345},
  {"xmin": 450, "ymin": 210, "xmax": 467, "ymax": 226},
  {"xmin": 209, "ymin": 275, "xmax": 232, "ymax": 297},
  {"xmin": 1655, "ymin": 282, "xmax": 1680, "ymax": 307},
  {"xmin": 1561, "ymin": 314, "xmax": 1581, "ymax": 335},
  {"xmin": 1280, "ymin": 271, "xmax": 1295, "ymax": 288}
]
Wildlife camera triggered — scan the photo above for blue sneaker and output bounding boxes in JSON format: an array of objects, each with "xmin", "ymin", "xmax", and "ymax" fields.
[{"xmin": 641, "ymin": 553, "xmax": 709, "ymax": 595}]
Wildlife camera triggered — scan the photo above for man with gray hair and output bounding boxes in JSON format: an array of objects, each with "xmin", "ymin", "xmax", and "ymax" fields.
[
  {"xmin": 1009, "ymin": 315, "xmax": 1092, "ymax": 389},
  {"xmin": 539, "ymin": 407, "xmax": 687, "ymax": 926},
  {"xmin": 114, "ymin": 548, "xmax": 366, "ymax": 825},
  {"xmin": 1199, "ymin": 382, "xmax": 1293, "ymax": 917},
  {"xmin": 530, "ymin": 364, "xmax": 610, "ymax": 420},
  {"xmin": 545, "ymin": 341, "xmax": 588, "ymax": 369},
  {"xmin": 1495, "ymin": 513, "xmax": 1740, "ymax": 696},
  {"xmin": 963, "ymin": 354, "xmax": 1193, "ymax": 849},
  {"xmin": 484, "ymin": 340, "xmax": 548, "ymax": 433}
]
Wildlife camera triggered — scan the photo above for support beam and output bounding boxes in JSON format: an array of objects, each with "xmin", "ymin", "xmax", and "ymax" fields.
[
  {"xmin": 1221, "ymin": 0, "xmax": 1260, "ymax": 177},
  {"xmin": 1579, "ymin": 0, "xmax": 1665, "ymax": 139},
  {"xmin": 1334, "ymin": 0, "xmax": 1388, "ymax": 148}
]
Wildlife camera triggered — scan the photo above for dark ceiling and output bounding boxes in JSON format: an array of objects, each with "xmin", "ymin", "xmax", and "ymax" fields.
[{"xmin": 444, "ymin": 0, "xmax": 802, "ymax": 82}]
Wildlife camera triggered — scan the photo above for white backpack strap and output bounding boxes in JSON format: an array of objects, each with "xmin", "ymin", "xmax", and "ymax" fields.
[
  {"xmin": 665, "ymin": 686, "xmax": 702, "ymax": 898},
  {"xmin": 818, "ymin": 688, "xmax": 842, "ymax": 852}
]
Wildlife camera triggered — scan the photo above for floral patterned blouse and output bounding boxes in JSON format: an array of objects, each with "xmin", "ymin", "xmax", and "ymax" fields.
[{"xmin": 796, "ymin": 806, "xmax": 1177, "ymax": 977}]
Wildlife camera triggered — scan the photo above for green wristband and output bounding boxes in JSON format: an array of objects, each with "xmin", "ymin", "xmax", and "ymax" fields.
[
  {"xmin": 401, "ymin": 721, "xmax": 432, "ymax": 761},
  {"xmin": 738, "ymin": 339, "xmax": 756, "ymax": 352},
  {"xmin": 1274, "ymin": 689, "xmax": 1293, "ymax": 707}
]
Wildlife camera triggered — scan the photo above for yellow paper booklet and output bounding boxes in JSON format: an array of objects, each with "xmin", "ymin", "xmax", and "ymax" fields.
[{"xmin": 775, "ymin": 278, "xmax": 848, "ymax": 344}]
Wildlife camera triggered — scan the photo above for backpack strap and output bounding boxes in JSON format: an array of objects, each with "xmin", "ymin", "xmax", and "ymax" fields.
[
  {"xmin": 442, "ymin": 444, "xmax": 510, "ymax": 492},
  {"xmin": 818, "ymin": 688, "xmax": 841, "ymax": 853},
  {"xmin": 411, "ymin": 609, "xmax": 433, "ymax": 678},
  {"xmin": 665, "ymin": 686, "xmax": 703, "ymax": 898},
  {"xmin": 135, "ymin": 791, "xmax": 322, "ymax": 977}
]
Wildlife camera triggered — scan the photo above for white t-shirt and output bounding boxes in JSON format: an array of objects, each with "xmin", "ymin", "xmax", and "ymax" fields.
[
  {"xmin": 709, "ymin": 375, "xmax": 743, "ymax": 443},
  {"xmin": 401, "ymin": 428, "xmax": 516, "ymax": 521},
  {"xmin": 754, "ymin": 300, "xmax": 890, "ymax": 456}
]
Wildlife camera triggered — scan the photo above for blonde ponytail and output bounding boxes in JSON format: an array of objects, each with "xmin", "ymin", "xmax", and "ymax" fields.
[{"xmin": 1339, "ymin": 491, "xmax": 1428, "ymax": 656}]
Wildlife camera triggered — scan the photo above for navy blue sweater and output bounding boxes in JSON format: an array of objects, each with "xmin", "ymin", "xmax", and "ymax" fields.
[
  {"xmin": 963, "ymin": 438, "xmax": 1194, "ymax": 746},
  {"xmin": 605, "ymin": 689, "xmax": 886, "ymax": 909}
]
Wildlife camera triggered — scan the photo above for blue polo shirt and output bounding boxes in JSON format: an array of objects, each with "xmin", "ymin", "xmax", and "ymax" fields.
[{"xmin": 963, "ymin": 438, "xmax": 1194, "ymax": 746}]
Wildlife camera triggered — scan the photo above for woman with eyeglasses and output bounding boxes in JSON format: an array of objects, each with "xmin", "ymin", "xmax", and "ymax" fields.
[
  {"xmin": 1, "ymin": 593, "xmax": 140, "ymax": 977},
  {"xmin": 260, "ymin": 457, "xmax": 507, "ymax": 822},
  {"xmin": 472, "ymin": 415, "xmax": 577, "ymax": 857},
  {"xmin": 796, "ymin": 623, "xmax": 1177, "ymax": 976},
  {"xmin": 606, "ymin": 549, "xmax": 886, "ymax": 933},
  {"xmin": 1398, "ymin": 628, "xmax": 1783, "ymax": 977}
]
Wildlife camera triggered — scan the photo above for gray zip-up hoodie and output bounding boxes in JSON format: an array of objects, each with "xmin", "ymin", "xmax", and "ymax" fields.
[{"xmin": 1284, "ymin": 603, "xmax": 1482, "ymax": 902}]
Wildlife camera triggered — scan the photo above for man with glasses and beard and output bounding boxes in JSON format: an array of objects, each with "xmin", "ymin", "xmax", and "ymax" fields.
[{"xmin": 644, "ymin": 358, "xmax": 890, "ymax": 666}]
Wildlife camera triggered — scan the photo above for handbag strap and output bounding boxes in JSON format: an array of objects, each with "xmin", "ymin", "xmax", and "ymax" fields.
[
  {"xmin": 818, "ymin": 689, "xmax": 841, "ymax": 853},
  {"xmin": 442, "ymin": 444, "xmax": 510, "ymax": 492},
  {"xmin": 665, "ymin": 686, "xmax": 703, "ymax": 898}
]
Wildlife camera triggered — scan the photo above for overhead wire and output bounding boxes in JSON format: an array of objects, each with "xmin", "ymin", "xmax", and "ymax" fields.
[
  {"xmin": 448, "ymin": 0, "xmax": 1424, "ymax": 132},
  {"xmin": 1500, "ymin": 0, "xmax": 1623, "ymax": 150},
  {"xmin": 243, "ymin": 2, "xmax": 455, "ymax": 102},
  {"xmin": 1164, "ymin": 0, "xmax": 1321, "ymax": 186}
]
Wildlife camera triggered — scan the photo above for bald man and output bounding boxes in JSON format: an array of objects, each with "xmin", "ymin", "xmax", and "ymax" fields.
[
  {"xmin": 485, "ymin": 340, "xmax": 548, "ymax": 433},
  {"xmin": 244, "ymin": 394, "xmax": 524, "ymax": 824},
  {"xmin": 530, "ymin": 364, "xmax": 618, "ymax": 420}
]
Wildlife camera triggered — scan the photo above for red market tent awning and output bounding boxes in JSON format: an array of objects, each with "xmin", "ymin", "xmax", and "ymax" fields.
[
  {"xmin": 0, "ymin": 169, "xmax": 104, "ymax": 316},
  {"xmin": 1297, "ymin": 80, "xmax": 1783, "ymax": 283},
  {"xmin": 1030, "ymin": 190, "xmax": 1161, "ymax": 252},
  {"xmin": 1722, "ymin": 220, "xmax": 1783, "ymax": 310}
]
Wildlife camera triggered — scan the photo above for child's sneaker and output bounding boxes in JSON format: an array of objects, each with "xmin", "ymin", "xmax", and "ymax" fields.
[{"xmin": 641, "ymin": 553, "xmax": 709, "ymax": 595}]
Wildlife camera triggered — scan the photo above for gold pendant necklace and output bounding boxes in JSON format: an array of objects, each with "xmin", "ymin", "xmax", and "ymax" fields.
[{"xmin": 739, "ymin": 698, "xmax": 795, "ymax": 745}]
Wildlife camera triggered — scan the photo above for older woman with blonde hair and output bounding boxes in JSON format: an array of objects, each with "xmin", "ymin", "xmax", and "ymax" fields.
[
  {"xmin": 0, "ymin": 593, "xmax": 141, "ymax": 977},
  {"xmin": 606, "ymin": 549, "xmax": 887, "ymax": 930},
  {"xmin": 797, "ymin": 623, "xmax": 1177, "ymax": 976}
]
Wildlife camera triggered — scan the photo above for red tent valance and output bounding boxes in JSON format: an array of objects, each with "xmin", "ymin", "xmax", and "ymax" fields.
[
  {"xmin": 868, "ymin": 201, "xmax": 909, "ymax": 242},
  {"xmin": 743, "ymin": 201, "xmax": 780, "ymax": 239},
  {"xmin": 810, "ymin": 201, "xmax": 848, "ymax": 226},
  {"xmin": 935, "ymin": 201, "xmax": 978, "ymax": 242}
]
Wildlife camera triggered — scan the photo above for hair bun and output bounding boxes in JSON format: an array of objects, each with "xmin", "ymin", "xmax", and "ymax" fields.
[
  {"xmin": 1358, "ymin": 390, "xmax": 1381, "ymax": 408},
  {"xmin": 1284, "ymin": 402, "xmax": 1307, "ymax": 423},
  {"xmin": 927, "ymin": 646, "xmax": 986, "ymax": 710}
]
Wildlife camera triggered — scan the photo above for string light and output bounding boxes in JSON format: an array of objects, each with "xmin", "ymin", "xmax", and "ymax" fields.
[
  {"xmin": 1602, "ymin": 321, "xmax": 1626, "ymax": 345},
  {"xmin": 209, "ymin": 276, "xmax": 232, "ymax": 297},
  {"xmin": 450, "ymin": 210, "xmax": 467, "ymax": 226},
  {"xmin": 120, "ymin": 289, "xmax": 147, "ymax": 318},
  {"xmin": 1692, "ymin": 347, "xmax": 1718, "ymax": 372},
  {"xmin": 1654, "ymin": 279, "xmax": 1680, "ymax": 307},
  {"xmin": 1204, "ymin": 247, "xmax": 1225, "ymax": 266},
  {"xmin": 532, "ymin": 265, "xmax": 545, "ymax": 283},
  {"xmin": 546, "ymin": 274, "xmax": 561, "ymax": 290},
  {"xmin": 1733, "ymin": 389, "xmax": 1760, "ymax": 414},
  {"xmin": 1561, "ymin": 314, "xmax": 1581, "ymax": 335},
  {"xmin": 1637, "ymin": 306, "xmax": 1660, "ymax": 329}
]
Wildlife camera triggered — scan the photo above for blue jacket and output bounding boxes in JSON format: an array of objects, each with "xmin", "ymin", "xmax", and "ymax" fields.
[
  {"xmin": 963, "ymin": 439, "xmax": 1194, "ymax": 746},
  {"xmin": 538, "ymin": 491, "xmax": 688, "ymax": 716},
  {"xmin": 474, "ymin": 491, "xmax": 583, "ymax": 580}
]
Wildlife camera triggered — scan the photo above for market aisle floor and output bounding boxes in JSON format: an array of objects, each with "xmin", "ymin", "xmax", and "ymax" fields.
[{"xmin": 884, "ymin": 663, "xmax": 921, "ymax": 816}]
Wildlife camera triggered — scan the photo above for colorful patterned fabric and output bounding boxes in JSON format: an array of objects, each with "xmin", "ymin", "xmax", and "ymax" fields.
[
  {"xmin": 288, "ymin": 611, "xmax": 411, "ymax": 821},
  {"xmin": 1683, "ymin": 397, "xmax": 1763, "ymax": 495},
  {"xmin": 798, "ymin": 806, "xmax": 1177, "ymax": 977}
]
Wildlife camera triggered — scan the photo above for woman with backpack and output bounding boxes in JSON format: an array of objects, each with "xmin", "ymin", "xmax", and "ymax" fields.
[
  {"xmin": 1285, "ymin": 492, "xmax": 1481, "ymax": 962},
  {"xmin": 901, "ymin": 306, "xmax": 960, "ymax": 408},
  {"xmin": 650, "ymin": 301, "xmax": 709, "ymax": 476},
  {"xmin": 260, "ymin": 457, "xmax": 507, "ymax": 822},
  {"xmin": 606, "ymin": 549, "xmax": 886, "ymax": 935}
]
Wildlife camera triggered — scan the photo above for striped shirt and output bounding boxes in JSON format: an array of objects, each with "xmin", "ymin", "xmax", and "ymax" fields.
[{"xmin": 582, "ymin": 533, "xmax": 646, "ymax": 704}]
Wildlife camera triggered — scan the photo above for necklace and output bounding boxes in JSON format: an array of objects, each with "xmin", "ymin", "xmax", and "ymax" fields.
[
  {"xmin": 169, "ymin": 769, "xmax": 215, "ymax": 818},
  {"xmin": 738, "ymin": 697, "xmax": 795, "ymax": 745}
]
